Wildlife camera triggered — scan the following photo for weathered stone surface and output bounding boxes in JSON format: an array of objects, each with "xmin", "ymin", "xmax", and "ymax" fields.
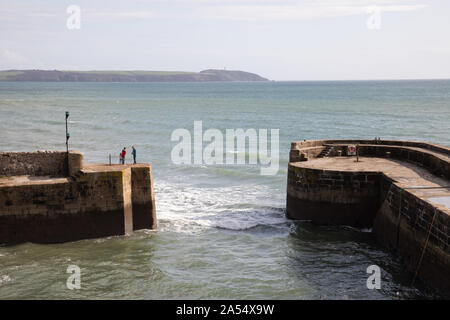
[
  {"xmin": 0, "ymin": 150, "xmax": 83, "ymax": 177},
  {"xmin": 0, "ymin": 152, "xmax": 156, "ymax": 245},
  {"xmin": 131, "ymin": 166, "xmax": 156, "ymax": 230},
  {"xmin": 287, "ymin": 140, "xmax": 450, "ymax": 296}
]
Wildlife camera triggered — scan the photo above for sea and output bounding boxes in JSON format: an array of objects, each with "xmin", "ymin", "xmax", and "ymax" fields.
[{"xmin": 0, "ymin": 80, "xmax": 449, "ymax": 299}]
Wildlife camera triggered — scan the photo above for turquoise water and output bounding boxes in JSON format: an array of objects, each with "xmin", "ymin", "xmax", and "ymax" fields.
[{"xmin": 0, "ymin": 80, "xmax": 449, "ymax": 299}]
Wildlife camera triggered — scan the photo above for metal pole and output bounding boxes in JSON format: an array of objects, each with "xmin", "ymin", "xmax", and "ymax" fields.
[
  {"xmin": 65, "ymin": 117, "xmax": 69, "ymax": 152},
  {"xmin": 65, "ymin": 111, "xmax": 70, "ymax": 175}
]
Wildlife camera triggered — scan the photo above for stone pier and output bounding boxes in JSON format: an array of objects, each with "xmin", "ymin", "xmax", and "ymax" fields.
[
  {"xmin": 287, "ymin": 140, "xmax": 450, "ymax": 296},
  {"xmin": 0, "ymin": 151, "xmax": 156, "ymax": 245}
]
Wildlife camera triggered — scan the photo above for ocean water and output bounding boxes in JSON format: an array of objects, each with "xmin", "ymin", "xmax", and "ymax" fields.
[{"xmin": 0, "ymin": 80, "xmax": 449, "ymax": 299}]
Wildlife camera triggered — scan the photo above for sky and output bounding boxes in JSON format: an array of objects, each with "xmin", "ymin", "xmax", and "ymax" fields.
[{"xmin": 0, "ymin": 0, "xmax": 449, "ymax": 80}]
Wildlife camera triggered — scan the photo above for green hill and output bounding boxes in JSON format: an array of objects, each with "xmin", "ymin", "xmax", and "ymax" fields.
[{"xmin": 0, "ymin": 69, "xmax": 268, "ymax": 82}]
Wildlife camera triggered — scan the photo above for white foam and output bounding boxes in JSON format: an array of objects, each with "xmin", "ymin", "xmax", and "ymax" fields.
[
  {"xmin": 154, "ymin": 180, "xmax": 286, "ymax": 233},
  {"xmin": 0, "ymin": 275, "xmax": 12, "ymax": 284}
]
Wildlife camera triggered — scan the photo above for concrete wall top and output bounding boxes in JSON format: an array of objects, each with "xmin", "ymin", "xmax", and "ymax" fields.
[
  {"xmin": 290, "ymin": 139, "xmax": 450, "ymax": 183},
  {"xmin": 291, "ymin": 139, "xmax": 450, "ymax": 157},
  {"xmin": 0, "ymin": 150, "xmax": 83, "ymax": 177}
]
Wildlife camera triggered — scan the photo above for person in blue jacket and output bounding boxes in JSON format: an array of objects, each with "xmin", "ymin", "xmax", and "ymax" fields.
[{"xmin": 132, "ymin": 146, "xmax": 137, "ymax": 164}]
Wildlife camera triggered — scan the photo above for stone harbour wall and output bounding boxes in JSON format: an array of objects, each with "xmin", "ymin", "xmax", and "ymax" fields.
[
  {"xmin": 287, "ymin": 139, "xmax": 450, "ymax": 296},
  {"xmin": 0, "ymin": 151, "xmax": 83, "ymax": 177},
  {"xmin": 131, "ymin": 166, "xmax": 156, "ymax": 230},
  {"xmin": 290, "ymin": 139, "xmax": 450, "ymax": 158},
  {"xmin": 374, "ymin": 178, "xmax": 450, "ymax": 294},
  {"xmin": 0, "ymin": 152, "xmax": 156, "ymax": 245},
  {"xmin": 358, "ymin": 145, "xmax": 450, "ymax": 180},
  {"xmin": 287, "ymin": 165, "xmax": 381, "ymax": 227}
]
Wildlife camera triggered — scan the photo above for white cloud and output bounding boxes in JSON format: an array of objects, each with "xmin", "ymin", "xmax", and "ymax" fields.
[
  {"xmin": 1, "ymin": 1, "xmax": 427, "ymax": 22},
  {"xmin": 194, "ymin": 2, "xmax": 428, "ymax": 21},
  {"xmin": 0, "ymin": 49, "xmax": 31, "ymax": 69},
  {"xmin": 22, "ymin": 10, "xmax": 154, "ymax": 20},
  {"xmin": 88, "ymin": 11, "xmax": 153, "ymax": 20}
]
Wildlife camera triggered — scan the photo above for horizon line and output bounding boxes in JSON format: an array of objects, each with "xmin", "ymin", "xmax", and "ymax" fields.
[{"xmin": 1, "ymin": 69, "xmax": 450, "ymax": 82}]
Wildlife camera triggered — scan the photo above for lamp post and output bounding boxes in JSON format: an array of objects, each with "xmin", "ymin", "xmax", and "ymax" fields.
[
  {"xmin": 66, "ymin": 111, "xmax": 70, "ymax": 174},
  {"xmin": 356, "ymin": 144, "xmax": 359, "ymax": 162}
]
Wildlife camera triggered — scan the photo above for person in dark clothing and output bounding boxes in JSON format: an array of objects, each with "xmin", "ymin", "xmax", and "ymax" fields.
[{"xmin": 132, "ymin": 146, "xmax": 137, "ymax": 164}]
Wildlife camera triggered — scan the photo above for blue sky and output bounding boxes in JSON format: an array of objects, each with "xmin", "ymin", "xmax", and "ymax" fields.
[{"xmin": 1, "ymin": 0, "xmax": 449, "ymax": 80}]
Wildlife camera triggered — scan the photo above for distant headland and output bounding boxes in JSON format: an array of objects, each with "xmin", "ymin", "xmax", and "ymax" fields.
[{"xmin": 0, "ymin": 69, "xmax": 268, "ymax": 82}]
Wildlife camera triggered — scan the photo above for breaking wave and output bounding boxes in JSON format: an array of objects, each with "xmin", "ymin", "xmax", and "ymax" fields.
[{"xmin": 155, "ymin": 180, "xmax": 287, "ymax": 233}]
